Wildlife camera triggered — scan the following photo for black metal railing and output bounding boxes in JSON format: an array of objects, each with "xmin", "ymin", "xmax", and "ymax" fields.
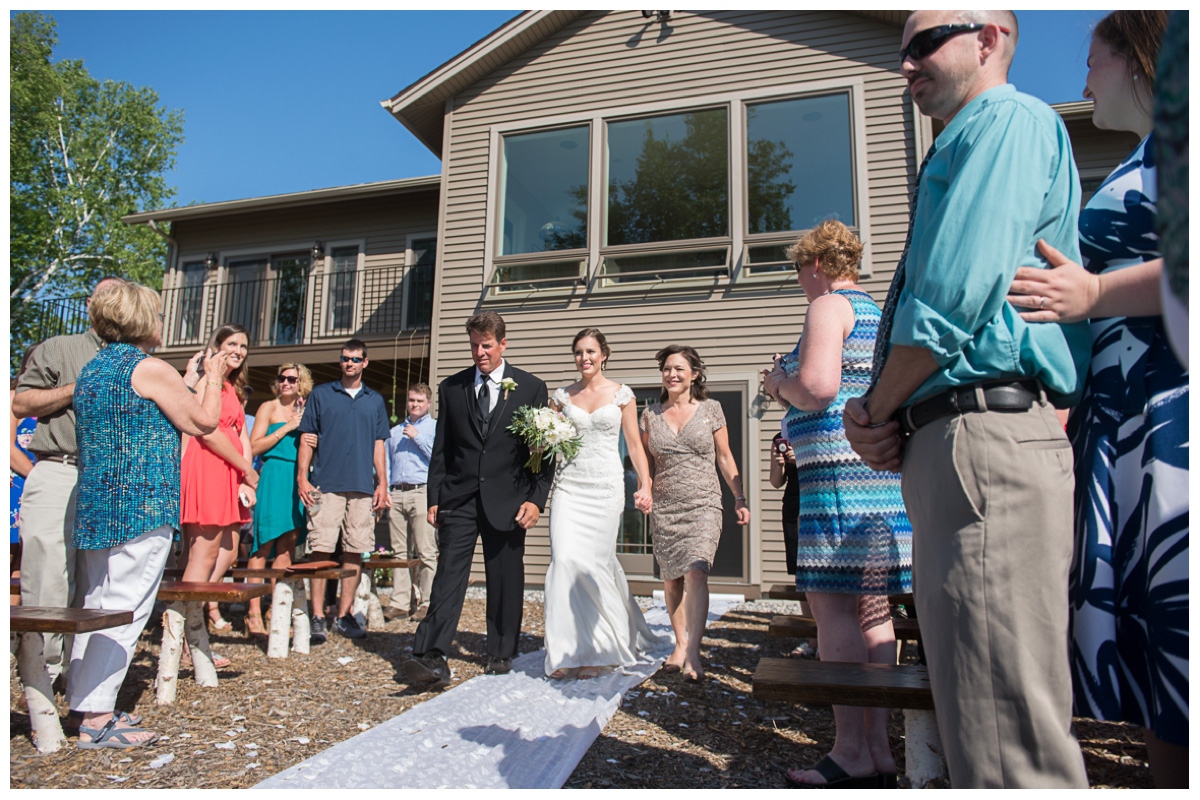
[{"xmin": 159, "ymin": 263, "xmax": 433, "ymax": 349}]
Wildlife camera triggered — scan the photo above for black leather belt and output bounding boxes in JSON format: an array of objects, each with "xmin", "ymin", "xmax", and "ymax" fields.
[
  {"xmin": 897, "ymin": 379, "xmax": 1041, "ymax": 437},
  {"xmin": 32, "ymin": 452, "xmax": 79, "ymax": 467},
  {"xmin": 390, "ymin": 482, "xmax": 426, "ymax": 491}
]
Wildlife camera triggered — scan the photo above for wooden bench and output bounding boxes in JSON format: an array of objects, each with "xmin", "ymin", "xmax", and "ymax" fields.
[
  {"xmin": 766, "ymin": 584, "xmax": 915, "ymax": 606},
  {"xmin": 769, "ymin": 614, "xmax": 923, "ymax": 642},
  {"xmin": 753, "ymin": 657, "xmax": 934, "ymax": 710},
  {"xmin": 229, "ymin": 564, "xmax": 352, "ymax": 658},
  {"xmin": 11, "ymin": 577, "xmax": 21, "ymax": 596},
  {"xmin": 11, "ymin": 606, "xmax": 135, "ymax": 754},
  {"xmin": 153, "ymin": 580, "xmax": 273, "ymax": 705}
]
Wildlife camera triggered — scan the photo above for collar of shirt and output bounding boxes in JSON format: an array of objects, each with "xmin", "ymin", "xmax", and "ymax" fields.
[
  {"xmin": 474, "ymin": 360, "xmax": 506, "ymax": 390},
  {"xmin": 333, "ymin": 380, "xmax": 373, "ymax": 398},
  {"xmin": 935, "ymin": 83, "xmax": 1015, "ymax": 148}
]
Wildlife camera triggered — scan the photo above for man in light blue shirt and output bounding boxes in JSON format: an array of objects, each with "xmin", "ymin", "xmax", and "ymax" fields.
[
  {"xmin": 382, "ymin": 383, "xmax": 438, "ymax": 622},
  {"xmin": 844, "ymin": 10, "xmax": 1088, "ymax": 788}
]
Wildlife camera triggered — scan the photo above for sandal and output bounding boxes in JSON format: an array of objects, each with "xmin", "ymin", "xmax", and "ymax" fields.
[
  {"xmin": 180, "ymin": 649, "xmax": 232, "ymax": 669},
  {"xmin": 77, "ymin": 714, "xmax": 158, "ymax": 750},
  {"xmin": 661, "ymin": 663, "xmax": 681, "ymax": 674},
  {"xmin": 245, "ymin": 612, "xmax": 267, "ymax": 637},
  {"xmin": 66, "ymin": 710, "xmax": 141, "ymax": 735},
  {"xmin": 784, "ymin": 755, "xmax": 879, "ymax": 789},
  {"xmin": 207, "ymin": 612, "xmax": 232, "ymax": 633}
]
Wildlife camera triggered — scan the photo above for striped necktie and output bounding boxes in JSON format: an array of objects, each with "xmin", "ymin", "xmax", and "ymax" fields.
[{"xmin": 868, "ymin": 144, "xmax": 937, "ymax": 391}]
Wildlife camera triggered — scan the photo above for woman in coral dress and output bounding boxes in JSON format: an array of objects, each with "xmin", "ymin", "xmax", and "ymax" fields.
[{"xmin": 179, "ymin": 324, "xmax": 258, "ymax": 651}]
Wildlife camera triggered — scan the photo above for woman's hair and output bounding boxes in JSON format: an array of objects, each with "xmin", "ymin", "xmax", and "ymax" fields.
[
  {"xmin": 1094, "ymin": 10, "xmax": 1169, "ymax": 108},
  {"xmin": 655, "ymin": 344, "xmax": 709, "ymax": 403},
  {"xmin": 206, "ymin": 323, "xmax": 250, "ymax": 403},
  {"xmin": 271, "ymin": 362, "xmax": 314, "ymax": 399},
  {"xmin": 787, "ymin": 219, "xmax": 864, "ymax": 281},
  {"xmin": 571, "ymin": 328, "xmax": 612, "ymax": 369},
  {"xmin": 11, "ymin": 343, "xmax": 39, "ymax": 391},
  {"xmin": 88, "ymin": 282, "xmax": 163, "ymax": 345}
]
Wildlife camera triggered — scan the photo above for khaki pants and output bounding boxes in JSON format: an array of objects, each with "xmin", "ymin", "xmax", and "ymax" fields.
[
  {"xmin": 387, "ymin": 485, "xmax": 438, "ymax": 611},
  {"xmin": 18, "ymin": 460, "xmax": 80, "ymax": 680},
  {"xmin": 901, "ymin": 396, "xmax": 1088, "ymax": 788}
]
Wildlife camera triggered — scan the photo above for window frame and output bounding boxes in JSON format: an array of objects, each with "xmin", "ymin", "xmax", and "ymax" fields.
[
  {"xmin": 320, "ymin": 240, "xmax": 365, "ymax": 338},
  {"xmin": 483, "ymin": 76, "xmax": 871, "ymax": 296}
]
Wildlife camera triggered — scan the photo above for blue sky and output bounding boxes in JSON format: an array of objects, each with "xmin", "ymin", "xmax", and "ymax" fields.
[{"xmin": 37, "ymin": 9, "xmax": 1109, "ymax": 209}]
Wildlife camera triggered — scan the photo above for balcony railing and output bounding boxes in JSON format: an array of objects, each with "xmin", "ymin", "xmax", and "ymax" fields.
[{"xmin": 160, "ymin": 263, "xmax": 432, "ymax": 349}]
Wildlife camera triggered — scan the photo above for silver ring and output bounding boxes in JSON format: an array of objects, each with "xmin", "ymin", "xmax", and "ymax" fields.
[{"xmin": 1039, "ymin": 296, "xmax": 1047, "ymax": 309}]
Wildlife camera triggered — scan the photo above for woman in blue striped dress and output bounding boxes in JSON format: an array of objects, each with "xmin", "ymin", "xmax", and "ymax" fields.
[{"xmin": 763, "ymin": 219, "xmax": 912, "ymax": 789}]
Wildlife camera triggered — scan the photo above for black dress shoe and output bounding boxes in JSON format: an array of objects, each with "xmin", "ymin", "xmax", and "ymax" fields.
[
  {"xmin": 484, "ymin": 657, "xmax": 512, "ymax": 675},
  {"xmin": 403, "ymin": 652, "xmax": 450, "ymax": 690}
]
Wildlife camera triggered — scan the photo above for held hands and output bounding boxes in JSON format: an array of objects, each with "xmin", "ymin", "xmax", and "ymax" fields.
[
  {"xmin": 515, "ymin": 501, "xmax": 540, "ymax": 530},
  {"xmin": 842, "ymin": 396, "xmax": 904, "ymax": 473},
  {"xmin": 634, "ymin": 485, "xmax": 653, "ymax": 514},
  {"xmin": 1006, "ymin": 239, "xmax": 1099, "ymax": 324}
]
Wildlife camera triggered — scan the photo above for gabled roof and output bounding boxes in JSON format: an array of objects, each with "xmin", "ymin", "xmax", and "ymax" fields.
[
  {"xmin": 123, "ymin": 175, "xmax": 441, "ymax": 225},
  {"xmin": 382, "ymin": 10, "xmax": 911, "ymax": 159}
]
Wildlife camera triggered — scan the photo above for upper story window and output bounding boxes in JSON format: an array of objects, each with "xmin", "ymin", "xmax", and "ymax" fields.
[{"xmin": 499, "ymin": 126, "xmax": 589, "ymax": 256}]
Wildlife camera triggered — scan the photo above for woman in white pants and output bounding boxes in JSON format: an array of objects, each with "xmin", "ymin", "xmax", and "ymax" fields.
[{"xmin": 67, "ymin": 282, "xmax": 234, "ymax": 748}]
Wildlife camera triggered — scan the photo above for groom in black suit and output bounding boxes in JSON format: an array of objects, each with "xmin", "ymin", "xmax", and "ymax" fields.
[{"xmin": 403, "ymin": 311, "xmax": 552, "ymax": 688}]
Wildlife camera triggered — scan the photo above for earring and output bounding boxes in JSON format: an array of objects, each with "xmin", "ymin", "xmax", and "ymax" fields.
[{"xmin": 1134, "ymin": 73, "xmax": 1140, "ymax": 81}]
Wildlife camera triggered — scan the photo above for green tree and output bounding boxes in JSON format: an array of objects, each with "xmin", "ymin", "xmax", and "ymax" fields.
[{"xmin": 10, "ymin": 11, "xmax": 184, "ymax": 369}]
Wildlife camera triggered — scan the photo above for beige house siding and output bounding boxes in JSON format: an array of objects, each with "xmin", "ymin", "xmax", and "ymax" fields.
[{"xmin": 428, "ymin": 10, "xmax": 915, "ymax": 589}]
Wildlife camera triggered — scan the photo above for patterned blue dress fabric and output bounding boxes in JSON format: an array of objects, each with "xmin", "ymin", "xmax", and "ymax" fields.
[
  {"xmin": 74, "ymin": 343, "xmax": 181, "ymax": 551},
  {"xmin": 1068, "ymin": 134, "xmax": 1189, "ymax": 746},
  {"xmin": 783, "ymin": 289, "xmax": 912, "ymax": 595}
]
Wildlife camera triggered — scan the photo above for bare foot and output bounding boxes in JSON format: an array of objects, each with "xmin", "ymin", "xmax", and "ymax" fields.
[
  {"xmin": 663, "ymin": 646, "xmax": 687, "ymax": 672},
  {"xmin": 682, "ymin": 657, "xmax": 704, "ymax": 682},
  {"xmin": 549, "ymin": 669, "xmax": 567, "ymax": 679}
]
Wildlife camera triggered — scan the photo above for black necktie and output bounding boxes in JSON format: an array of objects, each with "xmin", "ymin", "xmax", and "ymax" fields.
[
  {"xmin": 868, "ymin": 144, "xmax": 938, "ymax": 392},
  {"xmin": 477, "ymin": 379, "xmax": 491, "ymax": 435}
]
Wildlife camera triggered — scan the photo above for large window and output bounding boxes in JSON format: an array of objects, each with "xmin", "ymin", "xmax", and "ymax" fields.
[
  {"xmin": 173, "ymin": 261, "xmax": 207, "ymax": 343},
  {"xmin": 326, "ymin": 245, "xmax": 359, "ymax": 333},
  {"xmin": 489, "ymin": 84, "xmax": 865, "ymax": 292}
]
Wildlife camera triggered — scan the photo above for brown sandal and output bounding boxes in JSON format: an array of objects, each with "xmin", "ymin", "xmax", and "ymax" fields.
[{"xmin": 245, "ymin": 612, "xmax": 267, "ymax": 637}]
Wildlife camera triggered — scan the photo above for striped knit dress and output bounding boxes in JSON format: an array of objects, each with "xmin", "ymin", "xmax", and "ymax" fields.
[{"xmin": 782, "ymin": 289, "xmax": 912, "ymax": 595}]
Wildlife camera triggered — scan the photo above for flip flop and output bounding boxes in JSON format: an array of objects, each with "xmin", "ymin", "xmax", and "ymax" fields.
[
  {"xmin": 785, "ymin": 755, "xmax": 879, "ymax": 789},
  {"xmin": 77, "ymin": 715, "xmax": 158, "ymax": 750},
  {"xmin": 661, "ymin": 663, "xmax": 682, "ymax": 674}
]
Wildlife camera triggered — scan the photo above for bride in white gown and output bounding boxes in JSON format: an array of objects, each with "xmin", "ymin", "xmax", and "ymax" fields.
[{"xmin": 544, "ymin": 328, "xmax": 669, "ymax": 679}]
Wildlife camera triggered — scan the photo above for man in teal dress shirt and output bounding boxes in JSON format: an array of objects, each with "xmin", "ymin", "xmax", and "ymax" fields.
[{"xmin": 845, "ymin": 10, "xmax": 1089, "ymax": 788}]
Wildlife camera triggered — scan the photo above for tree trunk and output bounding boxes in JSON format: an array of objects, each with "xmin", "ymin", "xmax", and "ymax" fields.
[
  {"xmin": 155, "ymin": 603, "xmax": 186, "ymax": 705},
  {"xmin": 183, "ymin": 600, "xmax": 218, "ymax": 687},
  {"xmin": 904, "ymin": 709, "xmax": 947, "ymax": 787},
  {"xmin": 290, "ymin": 579, "xmax": 310, "ymax": 655},
  {"xmin": 17, "ymin": 632, "xmax": 65, "ymax": 753},
  {"xmin": 267, "ymin": 580, "xmax": 293, "ymax": 659}
]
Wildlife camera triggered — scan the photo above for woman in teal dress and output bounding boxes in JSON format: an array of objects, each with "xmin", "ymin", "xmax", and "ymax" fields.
[{"xmin": 244, "ymin": 363, "xmax": 312, "ymax": 635}]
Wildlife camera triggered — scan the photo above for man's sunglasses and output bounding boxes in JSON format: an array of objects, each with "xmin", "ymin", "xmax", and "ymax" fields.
[
  {"xmin": 340, "ymin": 355, "xmax": 364, "ymax": 363},
  {"xmin": 899, "ymin": 23, "xmax": 1011, "ymax": 64},
  {"xmin": 277, "ymin": 375, "xmax": 299, "ymax": 384}
]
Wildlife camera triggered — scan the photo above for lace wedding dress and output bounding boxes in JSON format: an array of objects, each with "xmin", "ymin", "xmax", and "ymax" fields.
[{"xmin": 543, "ymin": 385, "xmax": 669, "ymax": 675}]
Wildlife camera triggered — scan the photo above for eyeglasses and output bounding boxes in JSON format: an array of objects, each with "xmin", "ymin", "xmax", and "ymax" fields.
[
  {"xmin": 277, "ymin": 375, "xmax": 299, "ymax": 384},
  {"xmin": 899, "ymin": 23, "xmax": 1011, "ymax": 64},
  {"xmin": 340, "ymin": 355, "xmax": 364, "ymax": 363}
]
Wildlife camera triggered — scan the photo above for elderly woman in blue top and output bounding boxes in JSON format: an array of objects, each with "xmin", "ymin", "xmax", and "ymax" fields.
[{"xmin": 68, "ymin": 282, "xmax": 231, "ymax": 749}]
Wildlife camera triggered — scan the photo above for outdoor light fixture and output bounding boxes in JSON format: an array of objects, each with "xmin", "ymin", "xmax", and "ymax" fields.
[
  {"xmin": 641, "ymin": 11, "xmax": 671, "ymax": 22},
  {"xmin": 205, "ymin": 252, "xmax": 219, "ymax": 270},
  {"xmin": 312, "ymin": 241, "xmax": 325, "ymax": 261}
]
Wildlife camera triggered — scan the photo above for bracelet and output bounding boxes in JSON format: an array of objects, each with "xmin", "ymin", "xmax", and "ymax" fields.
[
  {"xmin": 779, "ymin": 352, "xmax": 800, "ymax": 378},
  {"xmin": 735, "ymin": 495, "xmax": 746, "ymax": 502},
  {"xmin": 206, "ymin": 380, "xmax": 222, "ymax": 387}
]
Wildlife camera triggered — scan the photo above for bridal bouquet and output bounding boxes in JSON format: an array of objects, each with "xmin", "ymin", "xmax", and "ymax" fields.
[{"xmin": 507, "ymin": 405, "xmax": 582, "ymax": 472}]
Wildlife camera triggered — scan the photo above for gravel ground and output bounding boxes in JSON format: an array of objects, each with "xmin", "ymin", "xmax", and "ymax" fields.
[{"xmin": 9, "ymin": 594, "xmax": 1153, "ymax": 789}]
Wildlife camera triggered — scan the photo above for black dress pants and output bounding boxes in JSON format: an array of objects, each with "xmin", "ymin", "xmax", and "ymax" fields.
[{"xmin": 412, "ymin": 493, "xmax": 526, "ymax": 660}]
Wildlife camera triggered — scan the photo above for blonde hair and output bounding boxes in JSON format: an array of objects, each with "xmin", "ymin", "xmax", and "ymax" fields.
[
  {"xmin": 787, "ymin": 219, "xmax": 864, "ymax": 281},
  {"xmin": 88, "ymin": 282, "xmax": 162, "ymax": 344},
  {"xmin": 272, "ymin": 362, "xmax": 314, "ymax": 399}
]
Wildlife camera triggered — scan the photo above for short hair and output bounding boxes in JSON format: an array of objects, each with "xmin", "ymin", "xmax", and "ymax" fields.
[
  {"xmin": 407, "ymin": 382, "xmax": 433, "ymax": 402},
  {"xmin": 206, "ymin": 323, "xmax": 250, "ymax": 403},
  {"xmin": 787, "ymin": 219, "xmax": 864, "ymax": 281},
  {"xmin": 957, "ymin": 10, "xmax": 1019, "ymax": 69},
  {"xmin": 465, "ymin": 310, "xmax": 506, "ymax": 342},
  {"xmin": 655, "ymin": 344, "xmax": 709, "ymax": 403},
  {"xmin": 1094, "ymin": 10, "xmax": 1169, "ymax": 106},
  {"xmin": 572, "ymin": 328, "xmax": 612, "ymax": 368},
  {"xmin": 271, "ymin": 362, "xmax": 314, "ymax": 399},
  {"xmin": 343, "ymin": 338, "xmax": 368, "ymax": 357},
  {"xmin": 91, "ymin": 275, "xmax": 128, "ymax": 299},
  {"xmin": 89, "ymin": 281, "xmax": 162, "ymax": 345}
]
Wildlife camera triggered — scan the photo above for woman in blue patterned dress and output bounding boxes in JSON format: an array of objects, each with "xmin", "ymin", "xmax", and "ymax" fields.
[
  {"xmin": 10, "ymin": 345, "xmax": 39, "ymax": 574},
  {"xmin": 1006, "ymin": 11, "xmax": 1185, "ymax": 787},
  {"xmin": 763, "ymin": 220, "xmax": 912, "ymax": 788},
  {"xmin": 67, "ymin": 282, "xmax": 231, "ymax": 748}
]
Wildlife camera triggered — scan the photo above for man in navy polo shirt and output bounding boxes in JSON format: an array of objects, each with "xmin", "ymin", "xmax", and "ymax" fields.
[{"xmin": 296, "ymin": 338, "xmax": 391, "ymax": 643}]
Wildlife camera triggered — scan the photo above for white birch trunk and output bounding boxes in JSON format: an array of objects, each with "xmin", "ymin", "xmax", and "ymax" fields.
[
  {"xmin": 155, "ymin": 603, "xmax": 187, "ymax": 705},
  {"xmin": 183, "ymin": 600, "xmax": 218, "ymax": 688},
  {"xmin": 267, "ymin": 580, "xmax": 293, "ymax": 659},
  {"xmin": 290, "ymin": 579, "xmax": 310, "ymax": 655},
  {"xmin": 352, "ymin": 570, "xmax": 383, "ymax": 630},
  {"xmin": 904, "ymin": 709, "xmax": 947, "ymax": 788},
  {"xmin": 17, "ymin": 632, "xmax": 65, "ymax": 753}
]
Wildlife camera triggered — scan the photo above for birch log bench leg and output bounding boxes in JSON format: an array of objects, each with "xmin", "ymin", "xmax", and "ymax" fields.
[
  {"xmin": 153, "ymin": 580, "xmax": 272, "ymax": 705},
  {"xmin": 10, "ymin": 606, "xmax": 135, "ymax": 753},
  {"xmin": 353, "ymin": 558, "xmax": 418, "ymax": 629},
  {"xmin": 230, "ymin": 563, "xmax": 350, "ymax": 658}
]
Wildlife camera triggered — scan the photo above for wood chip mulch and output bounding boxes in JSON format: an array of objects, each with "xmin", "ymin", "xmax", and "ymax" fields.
[{"xmin": 9, "ymin": 598, "xmax": 1153, "ymax": 789}]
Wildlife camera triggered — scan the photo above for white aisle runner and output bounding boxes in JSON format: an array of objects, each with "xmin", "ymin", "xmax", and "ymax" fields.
[{"xmin": 253, "ymin": 594, "xmax": 741, "ymax": 789}]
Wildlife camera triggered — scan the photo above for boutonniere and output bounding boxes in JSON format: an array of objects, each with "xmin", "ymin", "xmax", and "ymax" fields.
[{"xmin": 500, "ymin": 377, "xmax": 518, "ymax": 400}]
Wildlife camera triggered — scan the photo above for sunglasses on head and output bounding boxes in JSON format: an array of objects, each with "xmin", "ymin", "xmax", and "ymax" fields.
[
  {"xmin": 899, "ymin": 22, "xmax": 1010, "ymax": 64},
  {"xmin": 277, "ymin": 375, "xmax": 299, "ymax": 384},
  {"xmin": 340, "ymin": 355, "xmax": 364, "ymax": 363}
]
